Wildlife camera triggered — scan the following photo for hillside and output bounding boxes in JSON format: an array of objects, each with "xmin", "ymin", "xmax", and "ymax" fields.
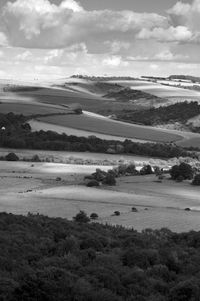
[
  {"xmin": 116, "ymin": 101, "xmax": 200, "ymax": 127},
  {"xmin": 104, "ymin": 87, "xmax": 164, "ymax": 103},
  {"xmin": 1, "ymin": 212, "xmax": 200, "ymax": 301}
]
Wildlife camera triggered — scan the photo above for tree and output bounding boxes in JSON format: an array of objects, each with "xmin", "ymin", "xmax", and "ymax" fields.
[
  {"xmin": 90, "ymin": 213, "xmax": 99, "ymax": 220},
  {"xmin": 140, "ymin": 165, "xmax": 153, "ymax": 175},
  {"xmin": 102, "ymin": 174, "xmax": 116, "ymax": 186},
  {"xmin": 192, "ymin": 174, "xmax": 200, "ymax": 185},
  {"xmin": 87, "ymin": 180, "xmax": 100, "ymax": 187},
  {"xmin": 170, "ymin": 163, "xmax": 194, "ymax": 180},
  {"xmin": 5, "ymin": 152, "xmax": 19, "ymax": 161},
  {"xmin": 73, "ymin": 211, "xmax": 90, "ymax": 223}
]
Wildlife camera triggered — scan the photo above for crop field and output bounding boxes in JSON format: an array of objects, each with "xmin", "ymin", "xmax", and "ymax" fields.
[
  {"xmin": 29, "ymin": 119, "xmax": 150, "ymax": 143},
  {"xmin": 16, "ymin": 87, "xmax": 114, "ymax": 112},
  {"xmin": 0, "ymin": 103, "xmax": 69, "ymax": 115},
  {"xmin": 37, "ymin": 113, "xmax": 182, "ymax": 143}
]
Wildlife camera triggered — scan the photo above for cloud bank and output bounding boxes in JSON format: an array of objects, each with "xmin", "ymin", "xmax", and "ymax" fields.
[{"xmin": 0, "ymin": 0, "xmax": 200, "ymax": 78}]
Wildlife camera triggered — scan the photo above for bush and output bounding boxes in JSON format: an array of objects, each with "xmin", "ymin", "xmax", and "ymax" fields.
[
  {"xmin": 90, "ymin": 213, "xmax": 99, "ymax": 220},
  {"xmin": 140, "ymin": 165, "xmax": 153, "ymax": 175},
  {"xmin": 31, "ymin": 154, "xmax": 41, "ymax": 162},
  {"xmin": 192, "ymin": 174, "xmax": 200, "ymax": 185},
  {"xmin": 73, "ymin": 211, "xmax": 90, "ymax": 223},
  {"xmin": 131, "ymin": 207, "xmax": 138, "ymax": 212},
  {"xmin": 102, "ymin": 174, "xmax": 116, "ymax": 186},
  {"xmin": 170, "ymin": 163, "xmax": 194, "ymax": 181},
  {"xmin": 114, "ymin": 211, "xmax": 120, "ymax": 216},
  {"xmin": 87, "ymin": 180, "xmax": 100, "ymax": 187},
  {"xmin": 5, "ymin": 152, "xmax": 19, "ymax": 161}
]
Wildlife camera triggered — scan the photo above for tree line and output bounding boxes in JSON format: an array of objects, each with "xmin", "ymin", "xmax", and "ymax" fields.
[{"xmin": 0, "ymin": 112, "xmax": 197, "ymax": 159}]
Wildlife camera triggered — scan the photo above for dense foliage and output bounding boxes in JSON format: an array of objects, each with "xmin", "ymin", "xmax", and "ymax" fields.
[
  {"xmin": 2, "ymin": 213, "xmax": 200, "ymax": 300},
  {"xmin": 0, "ymin": 113, "xmax": 196, "ymax": 158},
  {"xmin": 104, "ymin": 87, "xmax": 163, "ymax": 103},
  {"xmin": 116, "ymin": 102, "xmax": 200, "ymax": 126},
  {"xmin": 169, "ymin": 163, "xmax": 194, "ymax": 181}
]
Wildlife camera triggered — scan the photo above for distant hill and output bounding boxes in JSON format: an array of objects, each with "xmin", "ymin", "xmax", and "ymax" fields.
[
  {"xmin": 168, "ymin": 75, "xmax": 200, "ymax": 83},
  {"xmin": 71, "ymin": 75, "xmax": 137, "ymax": 81},
  {"xmin": 104, "ymin": 87, "xmax": 164, "ymax": 103}
]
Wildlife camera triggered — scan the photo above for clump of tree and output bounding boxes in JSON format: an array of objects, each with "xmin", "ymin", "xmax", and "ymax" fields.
[
  {"xmin": 116, "ymin": 101, "xmax": 200, "ymax": 126},
  {"xmin": 85, "ymin": 169, "xmax": 117, "ymax": 186},
  {"xmin": 104, "ymin": 87, "xmax": 164, "ymax": 103},
  {"xmin": 170, "ymin": 162, "xmax": 194, "ymax": 181}
]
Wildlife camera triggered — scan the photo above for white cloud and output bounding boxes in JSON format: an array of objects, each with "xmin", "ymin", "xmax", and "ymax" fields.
[
  {"xmin": 16, "ymin": 50, "xmax": 32, "ymax": 60},
  {"xmin": 1, "ymin": 0, "xmax": 168, "ymax": 48},
  {"xmin": 102, "ymin": 56, "xmax": 129, "ymax": 67},
  {"xmin": 137, "ymin": 26, "xmax": 193, "ymax": 42},
  {"xmin": 60, "ymin": 0, "xmax": 83, "ymax": 12},
  {"xmin": 154, "ymin": 50, "xmax": 189, "ymax": 61},
  {"xmin": 150, "ymin": 64, "xmax": 159, "ymax": 70}
]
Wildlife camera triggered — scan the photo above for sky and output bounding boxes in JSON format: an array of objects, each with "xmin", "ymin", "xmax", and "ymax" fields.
[{"xmin": 0, "ymin": 0, "xmax": 199, "ymax": 80}]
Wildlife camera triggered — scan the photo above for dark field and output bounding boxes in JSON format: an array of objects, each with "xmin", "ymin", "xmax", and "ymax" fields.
[{"xmin": 38, "ymin": 114, "xmax": 182, "ymax": 143}]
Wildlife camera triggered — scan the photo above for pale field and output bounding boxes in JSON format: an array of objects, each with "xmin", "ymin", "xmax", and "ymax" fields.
[
  {"xmin": 0, "ymin": 161, "xmax": 200, "ymax": 232},
  {"xmin": 111, "ymin": 80, "xmax": 200, "ymax": 99}
]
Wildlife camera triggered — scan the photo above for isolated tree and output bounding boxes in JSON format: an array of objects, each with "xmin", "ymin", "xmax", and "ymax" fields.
[
  {"xmin": 90, "ymin": 213, "xmax": 99, "ymax": 220},
  {"xmin": 170, "ymin": 163, "xmax": 194, "ymax": 181},
  {"xmin": 5, "ymin": 152, "xmax": 19, "ymax": 161},
  {"xmin": 73, "ymin": 211, "xmax": 90, "ymax": 223}
]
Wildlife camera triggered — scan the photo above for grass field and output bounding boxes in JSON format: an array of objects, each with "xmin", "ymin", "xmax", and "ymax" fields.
[
  {"xmin": 36, "ymin": 113, "xmax": 182, "ymax": 143},
  {"xmin": 1, "ymin": 161, "xmax": 200, "ymax": 232}
]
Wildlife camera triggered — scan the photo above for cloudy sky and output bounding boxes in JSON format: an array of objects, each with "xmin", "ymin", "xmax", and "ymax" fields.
[{"xmin": 0, "ymin": 0, "xmax": 199, "ymax": 79}]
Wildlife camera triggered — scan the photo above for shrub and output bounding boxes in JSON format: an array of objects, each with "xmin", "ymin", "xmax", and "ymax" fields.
[
  {"xmin": 140, "ymin": 164, "xmax": 153, "ymax": 175},
  {"xmin": 114, "ymin": 211, "xmax": 120, "ymax": 216},
  {"xmin": 31, "ymin": 154, "xmax": 41, "ymax": 162},
  {"xmin": 102, "ymin": 174, "xmax": 116, "ymax": 186},
  {"xmin": 131, "ymin": 207, "xmax": 138, "ymax": 212},
  {"xmin": 90, "ymin": 213, "xmax": 99, "ymax": 220},
  {"xmin": 73, "ymin": 211, "xmax": 90, "ymax": 223},
  {"xmin": 87, "ymin": 180, "xmax": 100, "ymax": 187},
  {"xmin": 5, "ymin": 152, "xmax": 19, "ymax": 161},
  {"xmin": 192, "ymin": 174, "xmax": 200, "ymax": 185}
]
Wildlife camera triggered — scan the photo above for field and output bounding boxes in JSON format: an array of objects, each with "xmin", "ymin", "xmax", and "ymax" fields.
[
  {"xmin": 1, "ymin": 160, "xmax": 200, "ymax": 232},
  {"xmin": 1, "ymin": 78, "xmax": 200, "ymax": 148},
  {"xmin": 112, "ymin": 79, "xmax": 200, "ymax": 99},
  {"xmin": 0, "ymin": 102, "xmax": 70, "ymax": 115},
  {"xmin": 36, "ymin": 113, "xmax": 182, "ymax": 143},
  {"xmin": 0, "ymin": 147, "xmax": 155, "ymax": 165}
]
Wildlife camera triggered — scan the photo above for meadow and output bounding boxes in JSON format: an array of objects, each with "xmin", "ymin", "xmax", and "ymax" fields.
[{"xmin": 0, "ymin": 160, "xmax": 200, "ymax": 233}]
